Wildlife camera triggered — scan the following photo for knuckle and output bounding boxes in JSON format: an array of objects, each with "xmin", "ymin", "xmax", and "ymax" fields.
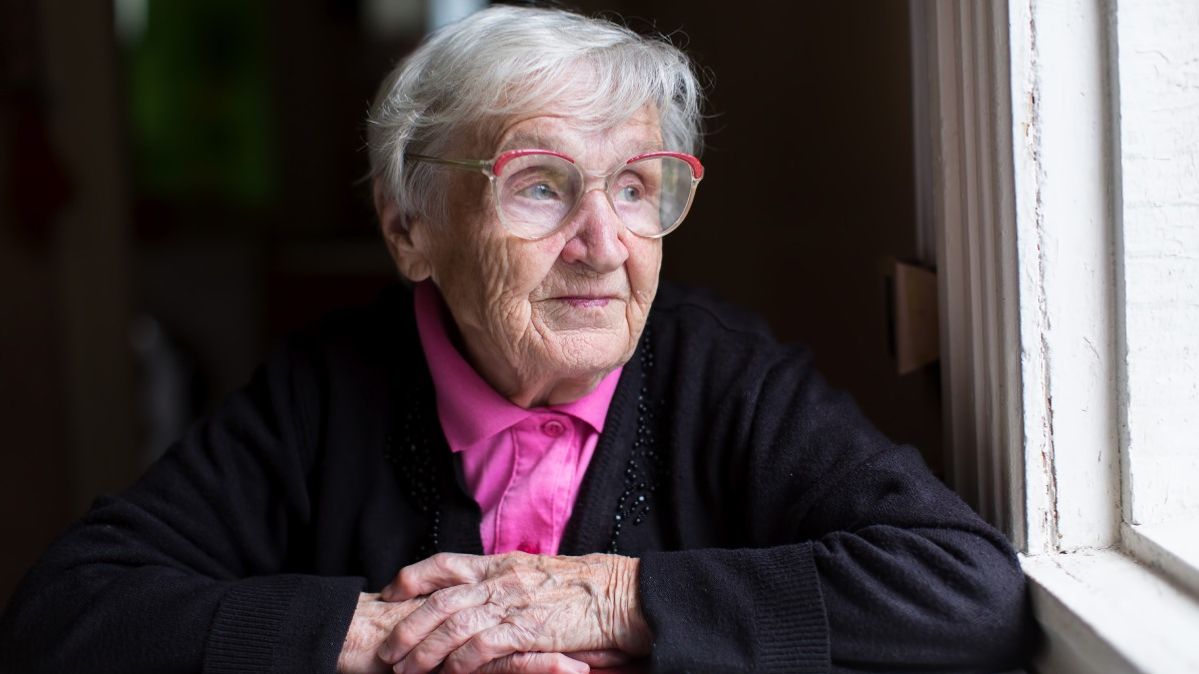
[
  {"xmin": 401, "ymin": 595, "xmax": 427, "ymax": 619},
  {"xmin": 486, "ymin": 622, "xmax": 527, "ymax": 653},
  {"xmin": 392, "ymin": 621, "xmax": 425, "ymax": 653},
  {"xmin": 427, "ymin": 586, "xmax": 458, "ymax": 613},
  {"xmin": 392, "ymin": 631, "xmax": 419, "ymax": 656},
  {"xmin": 445, "ymin": 638, "xmax": 491, "ymax": 674},
  {"xmin": 477, "ymin": 628, "xmax": 506, "ymax": 652},
  {"xmin": 506, "ymin": 617, "xmax": 541, "ymax": 648},
  {"xmin": 406, "ymin": 644, "xmax": 441, "ymax": 673},
  {"xmin": 397, "ymin": 567, "xmax": 421, "ymax": 596},
  {"xmin": 432, "ymin": 552, "xmax": 457, "ymax": 572},
  {"xmin": 380, "ymin": 633, "xmax": 405, "ymax": 663},
  {"xmin": 442, "ymin": 651, "xmax": 476, "ymax": 674},
  {"xmin": 444, "ymin": 611, "xmax": 476, "ymax": 638}
]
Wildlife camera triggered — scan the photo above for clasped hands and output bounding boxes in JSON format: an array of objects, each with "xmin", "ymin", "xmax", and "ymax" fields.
[{"xmin": 337, "ymin": 552, "xmax": 651, "ymax": 674}]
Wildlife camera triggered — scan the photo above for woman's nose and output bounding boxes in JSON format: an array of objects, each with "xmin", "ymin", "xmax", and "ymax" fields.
[{"xmin": 559, "ymin": 189, "xmax": 629, "ymax": 272}]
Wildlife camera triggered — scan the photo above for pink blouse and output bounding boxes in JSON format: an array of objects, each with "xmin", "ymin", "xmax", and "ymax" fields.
[{"xmin": 413, "ymin": 282, "xmax": 622, "ymax": 555}]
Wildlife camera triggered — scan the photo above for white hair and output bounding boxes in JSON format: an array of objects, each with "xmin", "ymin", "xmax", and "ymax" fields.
[{"xmin": 366, "ymin": 4, "xmax": 704, "ymax": 226}]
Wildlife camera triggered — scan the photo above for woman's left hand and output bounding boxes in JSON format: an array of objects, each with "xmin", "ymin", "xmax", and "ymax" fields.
[{"xmin": 375, "ymin": 552, "xmax": 652, "ymax": 674}]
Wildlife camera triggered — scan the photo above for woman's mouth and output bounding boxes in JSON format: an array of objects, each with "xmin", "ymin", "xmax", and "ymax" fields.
[{"xmin": 558, "ymin": 297, "xmax": 612, "ymax": 308}]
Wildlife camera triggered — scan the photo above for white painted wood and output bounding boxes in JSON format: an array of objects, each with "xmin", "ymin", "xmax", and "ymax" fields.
[
  {"xmin": 1008, "ymin": 0, "xmax": 1121, "ymax": 553},
  {"xmin": 924, "ymin": 0, "xmax": 1024, "ymax": 545},
  {"xmin": 983, "ymin": 0, "xmax": 1025, "ymax": 556},
  {"xmin": 1123, "ymin": 522, "xmax": 1199, "ymax": 600},
  {"xmin": 1111, "ymin": 0, "xmax": 1199, "ymax": 530},
  {"xmin": 929, "ymin": 0, "xmax": 977, "ymax": 517},
  {"xmin": 931, "ymin": 0, "xmax": 1198, "ymax": 557},
  {"xmin": 927, "ymin": 0, "xmax": 1199, "ymax": 668},
  {"xmin": 1024, "ymin": 550, "xmax": 1199, "ymax": 674},
  {"xmin": 1006, "ymin": 0, "xmax": 1055, "ymax": 558}
]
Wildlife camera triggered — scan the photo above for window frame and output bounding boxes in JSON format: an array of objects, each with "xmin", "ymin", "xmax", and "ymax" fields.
[{"xmin": 917, "ymin": 0, "xmax": 1199, "ymax": 671}]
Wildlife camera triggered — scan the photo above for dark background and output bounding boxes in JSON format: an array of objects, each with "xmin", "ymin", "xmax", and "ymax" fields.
[{"xmin": 0, "ymin": 0, "xmax": 939, "ymax": 607}]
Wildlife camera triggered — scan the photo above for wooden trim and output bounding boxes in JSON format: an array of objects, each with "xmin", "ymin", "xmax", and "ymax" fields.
[
  {"xmin": 926, "ymin": 0, "xmax": 1199, "ymax": 668},
  {"xmin": 1122, "ymin": 522, "xmax": 1199, "ymax": 600},
  {"xmin": 1010, "ymin": 0, "xmax": 1122, "ymax": 553},
  {"xmin": 925, "ymin": 0, "xmax": 1122, "ymax": 554},
  {"xmin": 1024, "ymin": 550, "xmax": 1199, "ymax": 673},
  {"xmin": 922, "ymin": 0, "xmax": 1024, "ymax": 545}
]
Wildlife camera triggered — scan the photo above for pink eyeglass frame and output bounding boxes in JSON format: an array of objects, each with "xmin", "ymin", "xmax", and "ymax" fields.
[{"xmin": 406, "ymin": 148, "xmax": 705, "ymax": 240}]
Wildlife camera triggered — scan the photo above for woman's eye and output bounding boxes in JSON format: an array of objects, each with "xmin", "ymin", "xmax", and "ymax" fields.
[
  {"xmin": 616, "ymin": 184, "xmax": 643, "ymax": 202},
  {"xmin": 518, "ymin": 182, "xmax": 559, "ymax": 201}
]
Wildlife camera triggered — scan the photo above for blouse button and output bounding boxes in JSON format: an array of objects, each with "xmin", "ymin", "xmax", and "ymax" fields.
[
  {"xmin": 517, "ymin": 541, "xmax": 539, "ymax": 554},
  {"xmin": 541, "ymin": 419, "xmax": 566, "ymax": 437}
]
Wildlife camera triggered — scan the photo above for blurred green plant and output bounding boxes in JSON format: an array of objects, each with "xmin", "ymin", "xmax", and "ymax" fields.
[{"xmin": 124, "ymin": 0, "xmax": 276, "ymax": 207}]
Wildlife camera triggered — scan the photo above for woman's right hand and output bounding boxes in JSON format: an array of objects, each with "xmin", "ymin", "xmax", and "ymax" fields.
[{"xmin": 337, "ymin": 592, "xmax": 598, "ymax": 674}]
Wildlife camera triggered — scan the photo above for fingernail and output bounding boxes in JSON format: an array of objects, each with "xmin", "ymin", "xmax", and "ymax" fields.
[
  {"xmin": 569, "ymin": 662, "xmax": 589, "ymax": 674},
  {"xmin": 378, "ymin": 645, "xmax": 391, "ymax": 661}
]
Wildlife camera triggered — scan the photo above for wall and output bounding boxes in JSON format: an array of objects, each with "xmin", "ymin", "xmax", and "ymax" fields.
[{"xmin": 0, "ymin": 0, "xmax": 136, "ymax": 604}]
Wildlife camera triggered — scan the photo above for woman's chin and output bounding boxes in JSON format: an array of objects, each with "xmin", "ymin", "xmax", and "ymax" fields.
[{"xmin": 541, "ymin": 331, "xmax": 634, "ymax": 380}]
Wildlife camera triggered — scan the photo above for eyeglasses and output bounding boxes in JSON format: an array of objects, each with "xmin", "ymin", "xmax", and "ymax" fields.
[{"xmin": 406, "ymin": 149, "xmax": 704, "ymax": 240}]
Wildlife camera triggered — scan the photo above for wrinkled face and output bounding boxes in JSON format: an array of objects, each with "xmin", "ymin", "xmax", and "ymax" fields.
[{"xmin": 397, "ymin": 106, "xmax": 665, "ymax": 405}]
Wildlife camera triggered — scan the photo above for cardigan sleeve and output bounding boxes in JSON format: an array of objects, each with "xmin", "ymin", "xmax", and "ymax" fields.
[
  {"xmin": 637, "ymin": 343, "xmax": 1032, "ymax": 673},
  {"xmin": 0, "ymin": 343, "xmax": 364, "ymax": 674}
]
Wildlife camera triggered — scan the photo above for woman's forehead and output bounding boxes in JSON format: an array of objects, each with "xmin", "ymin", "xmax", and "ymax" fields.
[{"xmin": 491, "ymin": 109, "xmax": 664, "ymax": 163}]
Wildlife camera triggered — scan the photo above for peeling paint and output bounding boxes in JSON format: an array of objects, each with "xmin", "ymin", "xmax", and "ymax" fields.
[
  {"xmin": 1025, "ymin": 0, "xmax": 1063, "ymax": 550},
  {"xmin": 1011, "ymin": 0, "xmax": 1124, "ymax": 553}
]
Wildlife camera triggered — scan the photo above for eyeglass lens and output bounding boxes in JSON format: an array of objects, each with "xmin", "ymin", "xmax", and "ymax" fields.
[{"xmin": 494, "ymin": 154, "xmax": 695, "ymax": 239}]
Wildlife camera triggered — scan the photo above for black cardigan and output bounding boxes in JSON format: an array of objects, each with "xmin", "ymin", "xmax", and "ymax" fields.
[{"xmin": 0, "ymin": 283, "xmax": 1031, "ymax": 673}]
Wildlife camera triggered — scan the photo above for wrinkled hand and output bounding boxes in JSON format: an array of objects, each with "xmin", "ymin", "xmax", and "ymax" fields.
[
  {"xmin": 375, "ymin": 552, "xmax": 651, "ymax": 674},
  {"xmin": 338, "ymin": 593, "xmax": 420, "ymax": 673},
  {"xmin": 338, "ymin": 592, "xmax": 602, "ymax": 674}
]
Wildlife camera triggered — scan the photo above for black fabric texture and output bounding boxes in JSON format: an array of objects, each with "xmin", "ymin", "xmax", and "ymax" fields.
[{"xmin": 0, "ymin": 283, "xmax": 1033, "ymax": 673}]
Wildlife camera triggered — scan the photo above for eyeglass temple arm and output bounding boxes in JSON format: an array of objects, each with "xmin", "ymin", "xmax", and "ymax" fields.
[{"xmin": 405, "ymin": 154, "xmax": 493, "ymax": 172}]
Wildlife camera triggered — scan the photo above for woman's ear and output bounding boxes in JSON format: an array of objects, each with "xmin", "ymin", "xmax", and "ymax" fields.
[{"xmin": 374, "ymin": 178, "xmax": 433, "ymax": 282}]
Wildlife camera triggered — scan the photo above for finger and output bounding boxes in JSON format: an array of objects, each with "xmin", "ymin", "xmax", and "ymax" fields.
[
  {"xmin": 378, "ymin": 583, "xmax": 490, "ymax": 664},
  {"xmin": 342, "ymin": 595, "xmax": 429, "ymax": 672},
  {"xmin": 382, "ymin": 552, "xmax": 488, "ymax": 601},
  {"xmin": 392, "ymin": 604, "xmax": 505, "ymax": 674},
  {"xmin": 442, "ymin": 622, "xmax": 531, "ymax": 674},
  {"xmin": 476, "ymin": 652, "xmax": 589, "ymax": 674},
  {"xmin": 378, "ymin": 595, "xmax": 427, "ymax": 623},
  {"xmin": 562, "ymin": 650, "xmax": 633, "ymax": 669}
]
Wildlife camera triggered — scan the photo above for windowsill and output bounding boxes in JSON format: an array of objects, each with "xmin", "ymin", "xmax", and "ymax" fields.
[
  {"xmin": 1122, "ymin": 520, "xmax": 1199, "ymax": 598},
  {"xmin": 1021, "ymin": 549, "xmax": 1199, "ymax": 674}
]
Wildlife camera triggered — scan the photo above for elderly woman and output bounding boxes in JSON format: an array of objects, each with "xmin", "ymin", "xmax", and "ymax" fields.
[{"xmin": 0, "ymin": 6, "xmax": 1031, "ymax": 674}]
